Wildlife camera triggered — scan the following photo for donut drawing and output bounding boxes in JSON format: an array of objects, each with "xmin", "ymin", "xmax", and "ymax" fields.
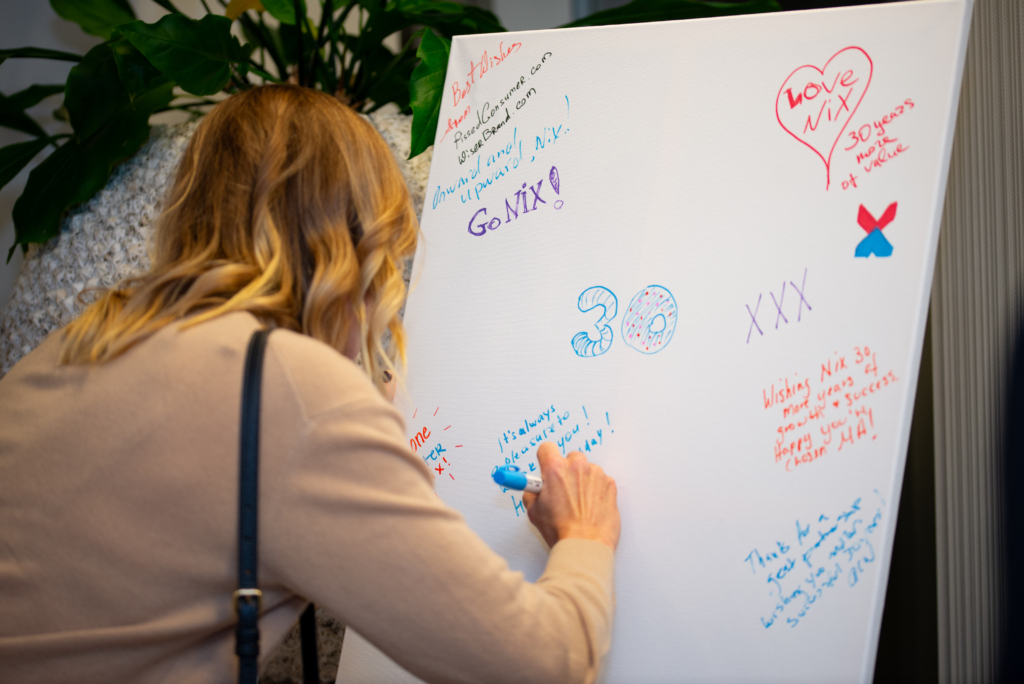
[{"xmin": 621, "ymin": 285, "xmax": 678, "ymax": 354}]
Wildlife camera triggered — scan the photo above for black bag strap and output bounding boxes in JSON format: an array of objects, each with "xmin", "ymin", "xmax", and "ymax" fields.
[
  {"xmin": 300, "ymin": 603, "xmax": 320, "ymax": 682},
  {"xmin": 236, "ymin": 328, "xmax": 270, "ymax": 684},
  {"xmin": 235, "ymin": 328, "xmax": 319, "ymax": 684}
]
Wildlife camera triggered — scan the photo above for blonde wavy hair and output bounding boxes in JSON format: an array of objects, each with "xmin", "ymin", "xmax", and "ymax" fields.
[{"xmin": 60, "ymin": 85, "xmax": 417, "ymax": 393}]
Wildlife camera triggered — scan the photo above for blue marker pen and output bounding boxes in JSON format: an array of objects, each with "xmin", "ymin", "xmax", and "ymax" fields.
[{"xmin": 492, "ymin": 465, "xmax": 543, "ymax": 493}]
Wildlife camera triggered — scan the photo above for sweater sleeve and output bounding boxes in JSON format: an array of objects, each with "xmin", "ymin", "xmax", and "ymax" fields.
[{"xmin": 261, "ymin": 387, "xmax": 615, "ymax": 684}]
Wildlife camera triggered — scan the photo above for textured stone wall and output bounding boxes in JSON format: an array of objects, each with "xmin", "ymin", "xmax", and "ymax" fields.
[
  {"xmin": 0, "ymin": 121, "xmax": 197, "ymax": 375},
  {"xmin": 0, "ymin": 104, "xmax": 431, "ymax": 377}
]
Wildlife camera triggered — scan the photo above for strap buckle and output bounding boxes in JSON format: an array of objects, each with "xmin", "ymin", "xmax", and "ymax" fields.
[{"xmin": 233, "ymin": 588, "xmax": 263, "ymax": 615}]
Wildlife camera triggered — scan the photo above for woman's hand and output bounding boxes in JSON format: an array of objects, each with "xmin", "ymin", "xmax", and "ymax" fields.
[{"xmin": 522, "ymin": 442, "xmax": 620, "ymax": 551}]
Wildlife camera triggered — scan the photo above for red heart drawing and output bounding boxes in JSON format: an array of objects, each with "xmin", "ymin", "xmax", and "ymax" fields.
[{"xmin": 776, "ymin": 47, "xmax": 873, "ymax": 189}]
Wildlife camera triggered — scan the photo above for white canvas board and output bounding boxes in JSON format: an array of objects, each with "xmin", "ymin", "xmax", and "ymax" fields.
[{"xmin": 336, "ymin": 2, "xmax": 972, "ymax": 682}]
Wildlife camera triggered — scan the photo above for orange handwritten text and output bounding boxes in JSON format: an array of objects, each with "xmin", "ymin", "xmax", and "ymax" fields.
[
  {"xmin": 410, "ymin": 426, "xmax": 431, "ymax": 451},
  {"xmin": 861, "ymin": 140, "xmax": 909, "ymax": 173},
  {"xmin": 450, "ymin": 40, "xmax": 523, "ymax": 107},
  {"xmin": 440, "ymin": 105, "xmax": 471, "ymax": 143},
  {"xmin": 840, "ymin": 98, "xmax": 915, "ymax": 188},
  {"xmin": 762, "ymin": 344, "xmax": 898, "ymax": 472},
  {"xmin": 762, "ymin": 377, "xmax": 812, "ymax": 409}
]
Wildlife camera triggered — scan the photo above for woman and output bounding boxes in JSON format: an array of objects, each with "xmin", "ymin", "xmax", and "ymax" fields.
[{"xmin": 0, "ymin": 85, "xmax": 619, "ymax": 683}]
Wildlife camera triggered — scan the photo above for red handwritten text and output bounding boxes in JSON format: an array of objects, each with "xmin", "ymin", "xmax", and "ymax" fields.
[
  {"xmin": 450, "ymin": 40, "xmax": 522, "ymax": 107},
  {"xmin": 410, "ymin": 426, "xmax": 431, "ymax": 451},
  {"xmin": 775, "ymin": 47, "xmax": 873, "ymax": 190},
  {"xmin": 762, "ymin": 345, "xmax": 898, "ymax": 471},
  {"xmin": 440, "ymin": 105, "xmax": 471, "ymax": 143},
  {"xmin": 840, "ymin": 98, "xmax": 915, "ymax": 187}
]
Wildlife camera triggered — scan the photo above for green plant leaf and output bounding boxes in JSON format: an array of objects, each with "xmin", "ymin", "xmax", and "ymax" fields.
[
  {"xmin": 149, "ymin": 0, "xmax": 184, "ymax": 13},
  {"xmin": 109, "ymin": 33, "xmax": 171, "ymax": 100},
  {"xmin": 3, "ymin": 84, "xmax": 67, "ymax": 111},
  {"xmin": 561, "ymin": 0, "xmax": 780, "ymax": 28},
  {"xmin": 262, "ymin": 22, "xmax": 297, "ymax": 67},
  {"xmin": 119, "ymin": 14, "xmax": 253, "ymax": 96},
  {"xmin": 0, "ymin": 85, "xmax": 65, "ymax": 138},
  {"xmin": 408, "ymin": 29, "xmax": 450, "ymax": 160},
  {"xmin": 238, "ymin": 13, "xmax": 289, "ymax": 78},
  {"xmin": 262, "ymin": 0, "xmax": 307, "ymax": 26},
  {"xmin": 362, "ymin": 49, "xmax": 415, "ymax": 112},
  {"xmin": 387, "ymin": 0, "xmax": 505, "ymax": 36},
  {"xmin": 276, "ymin": 15, "xmax": 314, "ymax": 68},
  {"xmin": 335, "ymin": 0, "xmax": 503, "ymax": 112},
  {"xmin": 65, "ymin": 44, "xmax": 131, "ymax": 141},
  {"xmin": 0, "ymin": 138, "xmax": 52, "ymax": 192},
  {"xmin": 0, "ymin": 112, "xmax": 47, "ymax": 139},
  {"xmin": 0, "ymin": 47, "xmax": 83, "ymax": 67},
  {"xmin": 10, "ymin": 81, "xmax": 173, "ymax": 260},
  {"xmin": 49, "ymin": 0, "xmax": 136, "ymax": 40}
]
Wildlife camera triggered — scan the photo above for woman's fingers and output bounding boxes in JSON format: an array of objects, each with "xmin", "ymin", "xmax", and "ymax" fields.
[
  {"xmin": 525, "ymin": 441, "xmax": 621, "ymax": 551},
  {"xmin": 536, "ymin": 441, "xmax": 561, "ymax": 470}
]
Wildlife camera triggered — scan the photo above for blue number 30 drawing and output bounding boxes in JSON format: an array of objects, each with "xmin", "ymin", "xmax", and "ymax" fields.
[
  {"xmin": 572, "ymin": 286, "xmax": 617, "ymax": 357},
  {"xmin": 572, "ymin": 285, "xmax": 678, "ymax": 357}
]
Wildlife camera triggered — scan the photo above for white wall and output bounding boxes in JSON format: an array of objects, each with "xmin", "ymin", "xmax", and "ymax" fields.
[{"xmin": 492, "ymin": 0, "xmax": 571, "ymax": 31}]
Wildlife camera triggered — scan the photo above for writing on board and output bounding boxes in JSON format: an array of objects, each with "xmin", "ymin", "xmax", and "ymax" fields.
[
  {"xmin": 450, "ymin": 39, "xmax": 523, "ymax": 109},
  {"xmin": 574, "ymin": 285, "xmax": 678, "ymax": 357},
  {"xmin": 445, "ymin": 46, "xmax": 552, "ymax": 165},
  {"xmin": 448, "ymin": 57, "xmax": 549, "ymax": 157},
  {"xmin": 432, "ymin": 48, "xmax": 568, "ymax": 212},
  {"xmin": 764, "ymin": 344, "xmax": 898, "ymax": 472},
  {"xmin": 776, "ymin": 47, "xmax": 873, "ymax": 190},
  {"xmin": 838, "ymin": 98, "xmax": 915, "ymax": 190},
  {"xmin": 435, "ymin": 128, "xmax": 522, "ymax": 208},
  {"xmin": 496, "ymin": 403, "xmax": 614, "ymax": 517},
  {"xmin": 433, "ymin": 113, "xmax": 570, "ymax": 210},
  {"xmin": 573, "ymin": 287, "xmax": 617, "ymax": 357},
  {"xmin": 466, "ymin": 165, "xmax": 564, "ymax": 237},
  {"xmin": 746, "ymin": 490, "xmax": 885, "ymax": 629},
  {"xmin": 409, "ymin": 406, "xmax": 463, "ymax": 482},
  {"xmin": 368, "ymin": 6, "xmax": 974, "ymax": 682},
  {"xmin": 746, "ymin": 268, "xmax": 812, "ymax": 344}
]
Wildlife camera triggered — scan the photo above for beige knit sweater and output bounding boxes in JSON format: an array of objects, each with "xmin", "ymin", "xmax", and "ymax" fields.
[{"xmin": 0, "ymin": 312, "xmax": 614, "ymax": 683}]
